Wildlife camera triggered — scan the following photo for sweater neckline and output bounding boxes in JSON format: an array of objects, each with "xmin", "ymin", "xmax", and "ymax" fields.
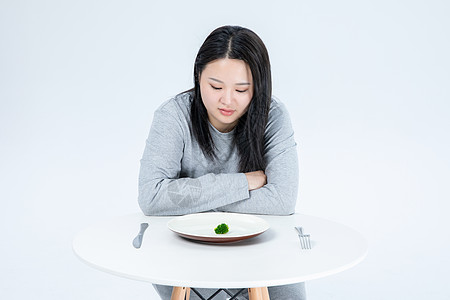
[{"xmin": 208, "ymin": 122, "xmax": 235, "ymax": 139}]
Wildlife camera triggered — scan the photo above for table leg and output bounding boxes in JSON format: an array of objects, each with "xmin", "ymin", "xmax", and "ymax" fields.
[
  {"xmin": 261, "ymin": 287, "xmax": 270, "ymax": 300},
  {"xmin": 248, "ymin": 287, "xmax": 270, "ymax": 300},
  {"xmin": 170, "ymin": 286, "xmax": 190, "ymax": 300}
]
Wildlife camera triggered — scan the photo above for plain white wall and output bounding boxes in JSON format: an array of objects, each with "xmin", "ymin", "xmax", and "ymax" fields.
[{"xmin": 1, "ymin": 0, "xmax": 449, "ymax": 299}]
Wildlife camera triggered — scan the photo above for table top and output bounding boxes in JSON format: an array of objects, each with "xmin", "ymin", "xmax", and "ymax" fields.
[{"xmin": 73, "ymin": 213, "xmax": 367, "ymax": 289}]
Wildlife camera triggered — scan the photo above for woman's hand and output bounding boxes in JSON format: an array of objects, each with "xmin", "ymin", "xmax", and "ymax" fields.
[{"xmin": 245, "ymin": 170, "xmax": 267, "ymax": 191}]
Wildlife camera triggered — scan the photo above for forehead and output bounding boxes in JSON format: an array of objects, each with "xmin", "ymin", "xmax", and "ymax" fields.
[{"xmin": 201, "ymin": 58, "xmax": 253, "ymax": 82}]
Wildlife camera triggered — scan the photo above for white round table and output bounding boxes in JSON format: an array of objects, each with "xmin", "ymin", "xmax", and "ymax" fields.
[{"xmin": 73, "ymin": 213, "xmax": 367, "ymax": 299}]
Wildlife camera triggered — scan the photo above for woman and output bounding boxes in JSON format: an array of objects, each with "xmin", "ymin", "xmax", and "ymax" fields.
[{"xmin": 139, "ymin": 25, "xmax": 306, "ymax": 300}]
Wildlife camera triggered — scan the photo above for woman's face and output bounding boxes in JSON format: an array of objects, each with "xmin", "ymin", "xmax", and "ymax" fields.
[{"xmin": 199, "ymin": 58, "xmax": 253, "ymax": 133}]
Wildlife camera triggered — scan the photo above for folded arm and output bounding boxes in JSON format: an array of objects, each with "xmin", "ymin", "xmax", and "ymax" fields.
[
  {"xmin": 138, "ymin": 106, "xmax": 250, "ymax": 216},
  {"xmin": 216, "ymin": 101, "xmax": 299, "ymax": 215}
]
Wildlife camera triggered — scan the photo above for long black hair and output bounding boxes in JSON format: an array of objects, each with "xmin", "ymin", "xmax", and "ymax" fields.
[{"xmin": 190, "ymin": 25, "xmax": 272, "ymax": 172}]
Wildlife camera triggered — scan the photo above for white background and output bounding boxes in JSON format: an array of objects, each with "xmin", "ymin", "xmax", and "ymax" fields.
[{"xmin": 1, "ymin": 0, "xmax": 449, "ymax": 299}]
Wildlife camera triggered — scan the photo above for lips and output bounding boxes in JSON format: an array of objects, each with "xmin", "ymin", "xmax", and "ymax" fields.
[{"xmin": 219, "ymin": 108, "xmax": 235, "ymax": 116}]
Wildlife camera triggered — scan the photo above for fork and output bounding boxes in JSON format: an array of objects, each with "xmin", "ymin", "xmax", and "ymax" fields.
[{"xmin": 295, "ymin": 226, "xmax": 311, "ymax": 249}]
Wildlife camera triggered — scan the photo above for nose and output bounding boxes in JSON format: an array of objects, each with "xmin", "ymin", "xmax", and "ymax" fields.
[{"xmin": 220, "ymin": 89, "xmax": 232, "ymax": 106}]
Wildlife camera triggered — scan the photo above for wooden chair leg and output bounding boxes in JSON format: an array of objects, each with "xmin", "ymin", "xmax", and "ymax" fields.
[
  {"xmin": 248, "ymin": 287, "xmax": 261, "ymax": 300},
  {"xmin": 171, "ymin": 286, "xmax": 190, "ymax": 300},
  {"xmin": 249, "ymin": 287, "xmax": 270, "ymax": 300}
]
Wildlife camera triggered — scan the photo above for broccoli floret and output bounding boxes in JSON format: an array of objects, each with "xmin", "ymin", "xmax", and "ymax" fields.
[{"xmin": 214, "ymin": 223, "xmax": 229, "ymax": 234}]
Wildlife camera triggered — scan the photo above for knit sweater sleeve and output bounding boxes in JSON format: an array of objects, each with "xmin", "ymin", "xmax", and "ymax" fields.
[
  {"xmin": 138, "ymin": 100, "xmax": 249, "ymax": 216},
  {"xmin": 216, "ymin": 100, "xmax": 299, "ymax": 215}
]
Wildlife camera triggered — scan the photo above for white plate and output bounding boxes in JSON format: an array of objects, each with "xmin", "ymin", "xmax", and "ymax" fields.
[{"xmin": 167, "ymin": 212, "xmax": 270, "ymax": 243}]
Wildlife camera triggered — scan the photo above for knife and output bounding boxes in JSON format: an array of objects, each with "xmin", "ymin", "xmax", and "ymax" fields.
[{"xmin": 132, "ymin": 223, "xmax": 149, "ymax": 249}]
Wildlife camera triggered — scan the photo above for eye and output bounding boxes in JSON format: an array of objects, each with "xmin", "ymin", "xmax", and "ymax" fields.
[
  {"xmin": 211, "ymin": 85, "xmax": 222, "ymax": 90},
  {"xmin": 236, "ymin": 89, "xmax": 248, "ymax": 93}
]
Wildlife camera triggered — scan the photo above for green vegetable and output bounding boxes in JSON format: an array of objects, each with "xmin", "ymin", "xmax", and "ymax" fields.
[{"xmin": 214, "ymin": 223, "xmax": 229, "ymax": 234}]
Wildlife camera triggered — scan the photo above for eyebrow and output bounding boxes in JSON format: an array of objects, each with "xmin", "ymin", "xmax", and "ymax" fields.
[{"xmin": 208, "ymin": 77, "xmax": 251, "ymax": 86}]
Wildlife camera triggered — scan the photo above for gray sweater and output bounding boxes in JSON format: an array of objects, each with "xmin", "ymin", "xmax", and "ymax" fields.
[
  {"xmin": 138, "ymin": 92, "xmax": 299, "ymax": 216},
  {"xmin": 138, "ymin": 92, "xmax": 305, "ymax": 300}
]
